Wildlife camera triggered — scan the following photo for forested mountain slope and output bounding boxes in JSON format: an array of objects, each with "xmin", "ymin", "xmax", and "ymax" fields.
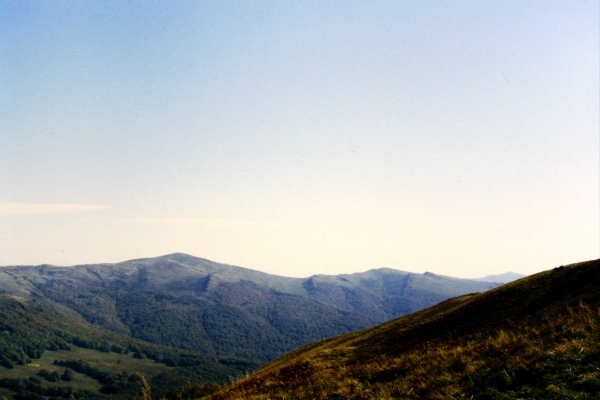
[
  {"xmin": 0, "ymin": 293, "xmax": 255, "ymax": 399},
  {"xmin": 0, "ymin": 254, "xmax": 498, "ymax": 362}
]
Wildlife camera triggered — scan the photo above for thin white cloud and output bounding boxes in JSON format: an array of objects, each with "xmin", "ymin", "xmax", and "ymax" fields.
[
  {"xmin": 0, "ymin": 203, "xmax": 110, "ymax": 215},
  {"xmin": 130, "ymin": 217, "xmax": 254, "ymax": 228}
]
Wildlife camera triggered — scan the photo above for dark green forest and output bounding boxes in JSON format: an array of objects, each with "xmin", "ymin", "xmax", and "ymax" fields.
[{"xmin": 0, "ymin": 293, "xmax": 257, "ymax": 399}]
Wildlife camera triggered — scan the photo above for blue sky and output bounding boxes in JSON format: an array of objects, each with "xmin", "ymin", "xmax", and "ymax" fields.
[{"xmin": 1, "ymin": 1, "xmax": 598, "ymax": 278}]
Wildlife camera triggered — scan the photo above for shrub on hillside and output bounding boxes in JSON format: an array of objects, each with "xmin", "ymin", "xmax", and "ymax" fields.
[{"xmin": 61, "ymin": 369, "xmax": 74, "ymax": 381}]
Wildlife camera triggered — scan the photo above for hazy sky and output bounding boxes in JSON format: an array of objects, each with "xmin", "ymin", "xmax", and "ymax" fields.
[{"xmin": 1, "ymin": 1, "xmax": 598, "ymax": 278}]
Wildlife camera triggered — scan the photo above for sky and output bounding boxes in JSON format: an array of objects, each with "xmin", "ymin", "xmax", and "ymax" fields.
[{"xmin": 1, "ymin": 1, "xmax": 598, "ymax": 279}]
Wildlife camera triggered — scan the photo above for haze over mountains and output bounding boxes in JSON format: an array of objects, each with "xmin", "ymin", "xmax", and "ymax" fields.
[{"xmin": 0, "ymin": 253, "xmax": 499, "ymax": 362}]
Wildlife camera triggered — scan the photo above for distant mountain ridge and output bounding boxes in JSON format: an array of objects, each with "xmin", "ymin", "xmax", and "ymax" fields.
[
  {"xmin": 0, "ymin": 253, "xmax": 500, "ymax": 363},
  {"xmin": 474, "ymin": 271, "xmax": 525, "ymax": 283}
]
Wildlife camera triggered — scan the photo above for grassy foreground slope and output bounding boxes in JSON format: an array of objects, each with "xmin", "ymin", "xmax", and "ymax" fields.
[{"xmin": 204, "ymin": 259, "xmax": 600, "ymax": 400}]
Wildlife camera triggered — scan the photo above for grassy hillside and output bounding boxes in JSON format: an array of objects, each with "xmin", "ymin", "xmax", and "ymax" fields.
[
  {"xmin": 0, "ymin": 294, "xmax": 257, "ymax": 399},
  {"xmin": 0, "ymin": 254, "xmax": 497, "ymax": 363},
  {"xmin": 203, "ymin": 259, "xmax": 600, "ymax": 399}
]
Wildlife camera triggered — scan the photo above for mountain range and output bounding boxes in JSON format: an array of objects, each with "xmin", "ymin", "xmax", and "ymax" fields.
[
  {"xmin": 205, "ymin": 259, "xmax": 600, "ymax": 399},
  {"xmin": 2, "ymin": 253, "xmax": 588, "ymax": 399},
  {"xmin": 0, "ymin": 253, "xmax": 499, "ymax": 363}
]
